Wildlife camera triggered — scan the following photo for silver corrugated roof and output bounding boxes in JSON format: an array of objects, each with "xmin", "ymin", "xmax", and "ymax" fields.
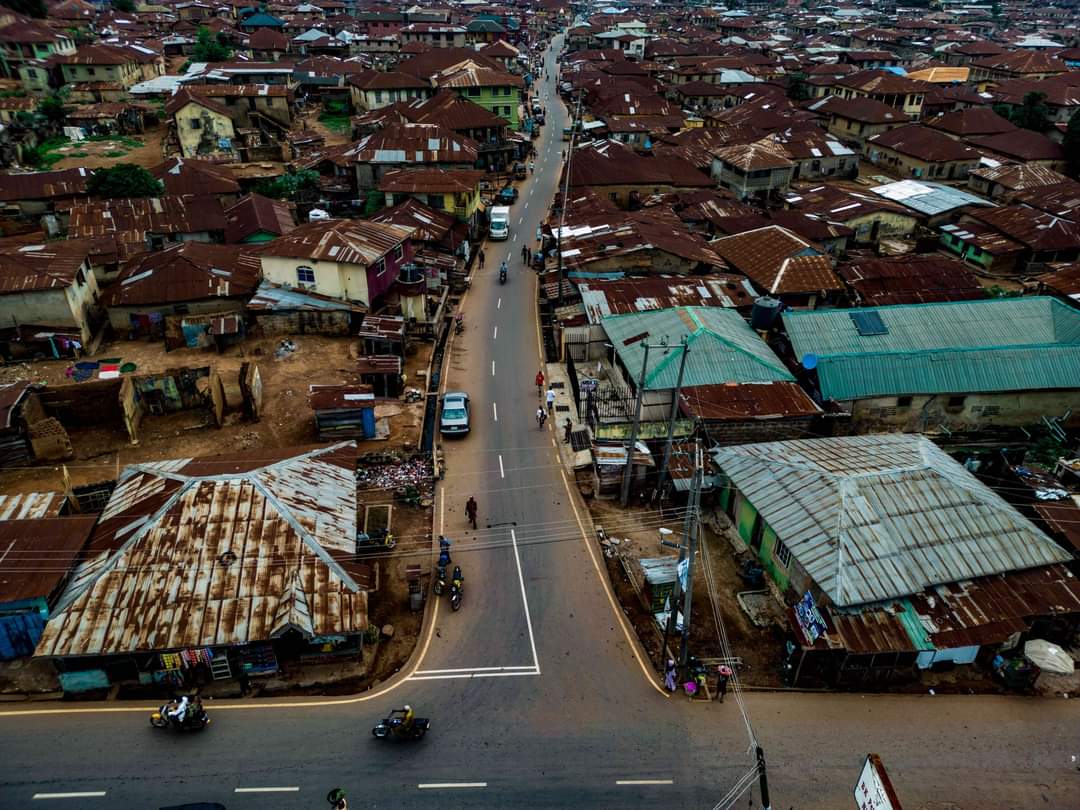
[{"xmin": 712, "ymin": 434, "xmax": 1071, "ymax": 608}]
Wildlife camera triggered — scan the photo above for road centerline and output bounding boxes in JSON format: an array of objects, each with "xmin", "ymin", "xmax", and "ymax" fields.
[
  {"xmin": 616, "ymin": 779, "xmax": 674, "ymax": 786},
  {"xmin": 32, "ymin": 792, "xmax": 107, "ymax": 800},
  {"xmin": 499, "ymin": 455, "xmax": 505, "ymax": 478},
  {"xmin": 417, "ymin": 783, "xmax": 487, "ymax": 790},
  {"xmin": 234, "ymin": 787, "xmax": 300, "ymax": 793}
]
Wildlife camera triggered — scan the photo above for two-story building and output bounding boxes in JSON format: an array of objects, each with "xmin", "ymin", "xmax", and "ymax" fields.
[
  {"xmin": 431, "ymin": 60, "xmax": 524, "ymax": 130},
  {"xmin": 864, "ymin": 124, "xmax": 980, "ymax": 182},
  {"xmin": 258, "ymin": 219, "xmax": 413, "ymax": 308},
  {"xmin": 348, "ymin": 70, "xmax": 432, "ymax": 111},
  {"xmin": 378, "ymin": 168, "xmax": 484, "ymax": 236},
  {"xmin": 54, "ymin": 44, "xmax": 165, "ymax": 102},
  {"xmin": 711, "ymin": 140, "xmax": 796, "ymax": 201},
  {"xmin": 0, "ymin": 17, "xmax": 75, "ymax": 87},
  {"xmin": 399, "ymin": 23, "xmax": 467, "ymax": 50}
]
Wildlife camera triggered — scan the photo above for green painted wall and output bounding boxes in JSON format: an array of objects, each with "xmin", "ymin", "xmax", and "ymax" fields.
[
  {"xmin": 736, "ymin": 497, "xmax": 757, "ymax": 545},
  {"xmin": 458, "ymin": 85, "xmax": 521, "ymax": 130},
  {"xmin": 759, "ymin": 524, "xmax": 790, "ymax": 591}
]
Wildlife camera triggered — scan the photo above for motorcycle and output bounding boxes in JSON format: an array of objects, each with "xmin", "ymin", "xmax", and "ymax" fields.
[
  {"xmin": 433, "ymin": 564, "xmax": 447, "ymax": 596},
  {"xmin": 373, "ymin": 710, "xmax": 429, "ymax": 741},
  {"xmin": 150, "ymin": 697, "xmax": 209, "ymax": 731},
  {"xmin": 356, "ymin": 528, "xmax": 395, "ymax": 556},
  {"xmin": 450, "ymin": 580, "xmax": 462, "ymax": 611},
  {"xmin": 499, "ymin": 267, "xmax": 507, "ymax": 284}
]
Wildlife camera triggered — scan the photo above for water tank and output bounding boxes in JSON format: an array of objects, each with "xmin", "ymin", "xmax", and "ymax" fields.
[
  {"xmin": 308, "ymin": 208, "xmax": 330, "ymax": 222},
  {"xmin": 750, "ymin": 296, "xmax": 782, "ymax": 330}
]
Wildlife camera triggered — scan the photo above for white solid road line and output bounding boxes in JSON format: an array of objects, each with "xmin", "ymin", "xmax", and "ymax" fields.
[
  {"xmin": 409, "ymin": 669, "xmax": 538, "ymax": 681},
  {"xmin": 413, "ymin": 666, "xmax": 534, "ymax": 674},
  {"xmin": 418, "ymin": 783, "xmax": 487, "ymax": 790},
  {"xmin": 33, "ymin": 792, "xmax": 107, "ymax": 800},
  {"xmin": 510, "ymin": 528, "xmax": 541, "ymax": 673},
  {"xmin": 615, "ymin": 779, "xmax": 674, "ymax": 786},
  {"xmin": 234, "ymin": 787, "xmax": 301, "ymax": 793},
  {"xmin": 499, "ymin": 455, "xmax": 505, "ymax": 478}
]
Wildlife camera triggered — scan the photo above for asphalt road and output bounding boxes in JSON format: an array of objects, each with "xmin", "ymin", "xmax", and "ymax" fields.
[{"xmin": 0, "ymin": 35, "xmax": 1078, "ymax": 810}]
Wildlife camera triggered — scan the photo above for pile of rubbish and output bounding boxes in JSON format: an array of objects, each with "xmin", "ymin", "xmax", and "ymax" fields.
[
  {"xmin": 356, "ymin": 455, "xmax": 432, "ymax": 492},
  {"xmin": 274, "ymin": 338, "xmax": 298, "ymax": 360}
]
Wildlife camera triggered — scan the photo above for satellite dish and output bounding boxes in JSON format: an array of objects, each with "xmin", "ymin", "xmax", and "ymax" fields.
[{"xmin": 801, "ymin": 353, "xmax": 818, "ymax": 370}]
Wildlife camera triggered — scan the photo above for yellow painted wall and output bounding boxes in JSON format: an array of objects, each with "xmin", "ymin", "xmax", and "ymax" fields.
[{"xmin": 259, "ymin": 255, "xmax": 370, "ymax": 304}]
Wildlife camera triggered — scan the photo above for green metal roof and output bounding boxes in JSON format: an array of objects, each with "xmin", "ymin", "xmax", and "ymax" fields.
[
  {"xmin": 783, "ymin": 297, "xmax": 1080, "ymax": 400},
  {"xmin": 600, "ymin": 306, "xmax": 794, "ymax": 391}
]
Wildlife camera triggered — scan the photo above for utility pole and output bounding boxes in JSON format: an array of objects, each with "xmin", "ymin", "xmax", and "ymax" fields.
[
  {"xmin": 756, "ymin": 746, "xmax": 772, "ymax": 810},
  {"xmin": 678, "ymin": 442, "xmax": 702, "ymax": 669},
  {"xmin": 556, "ymin": 91, "xmax": 582, "ymax": 308},
  {"xmin": 661, "ymin": 447, "xmax": 697, "ymax": 663},
  {"xmin": 620, "ymin": 341, "xmax": 651, "ymax": 508},
  {"xmin": 654, "ymin": 339, "xmax": 689, "ymax": 504}
]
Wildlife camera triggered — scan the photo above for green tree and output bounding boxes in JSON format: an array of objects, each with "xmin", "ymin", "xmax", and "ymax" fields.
[
  {"xmin": 0, "ymin": 0, "xmax": 47, "ymax": 18},
  {"xmin": 86, "ymin": 164, "xmax": 164, "ymax": 199},
  {"xmin": 362, "ymin": 188, "xmax": 384, "ymax": 216},
  {"xmin": 36, "ymin": 94, "xmax": 67, "ymax": 125},
  {"xmin": 1014, "ymin": 91, "xmax": 1050, "ymax": 132},
  {"xmin": 254, "ymin": 170, "xmax": 320, "ymax": 201},
  {"xmin": 112, "ymin": 0, "xmax": 136, "ymax": 11},
  {"xmin": 192, "ymin": 27, "xmax": 232, "ymax": 63},
  {"xmin": 787, "ymin": 74, "xmax": 809, "ymax": 102},
  {"xmin": 1064, "ymin": 109, "xmax": 1080, "ymax": 177}
]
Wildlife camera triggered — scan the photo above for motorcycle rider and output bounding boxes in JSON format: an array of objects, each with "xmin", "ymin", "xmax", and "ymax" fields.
[
  {"xmin": 451, "ymin": 565, "xmax": 463, "ymax": 592},
  {"xmin": 401, "ymin": 704, "xmax": 415, "ymax": 733},
  {"xmin": 168, "ymin": 695, "xmax": 189, "ymax": 725}
]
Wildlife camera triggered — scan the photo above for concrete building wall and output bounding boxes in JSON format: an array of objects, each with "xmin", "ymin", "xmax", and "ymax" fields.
[
  {"xmin": 260, "ymin": 256, "xmax": 371, "ymax": 304},
  {"xmin": 846, "ymin": 390, "xmax": 1080, "ymax": 433}
]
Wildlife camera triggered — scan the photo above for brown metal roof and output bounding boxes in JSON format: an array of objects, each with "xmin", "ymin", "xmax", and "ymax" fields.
[
  {"xmin": 36, "ymin": 444, "xmax": 368, "ymax": 657},
  {"xmin": 909, "ymin": 564, "xmax": 1080, "ymax": 649},
  {"xmin": 0, "ymin": 517, "xmax": 97, "ymax": 605},
  {"xmin": 357, "ymin": 314, "xmax": 405, "ymax": 341},
  {"xmin": 104, "ymin": 242, "xmax": 259, "ymax": 307},
  {"xmin": 0, "ymin": 167, "xmax": 91, "ymax": 203},
  {"xmin": 0, "ymin": 240, "xmax": 93, "ymax": 294},
  {"xmin": 66, "ymin": 195, "xmax": 228, "ymax": 259},
  {"xmin": 378, "ymin": 167, "xmax": 485, "ymax": 194},
  {"xmin": 151, "ymin": 157, "xmax": 241, "ymax": 198},
  {"xmin": 371, "ymin": 197, "xmax": 456, "ymax": 243},
  {"xmin": 258, "ymin": 218, "xmax": 411, "ymax": 267},
  {"xmin": 348, "ymin": 122, "xmax": 479, "ymax": 166},
  {"xmin": 869, "ymin": 124, "xmax": 980, "ymax": 163},
  {"xmin": 224, "ymin": 193, "xmax": 296, "ymax": 243},
  {"xmin": 308, "ymin": 384, "xmax": 375, "ymax": 411},
  {"xmin": 357, "ymin": 355, "xmax": 402, "ymax": 375},
  {"xmin": 838, "ymin": 255, "xmax": 986, "ymax": 306},
  {"xmin": 678, "ymin": 381, "xmax": 820, "ymax": 421},
  {"xmin": 711, "ymin": 225, "xmax": 844, "ymax": 295}
]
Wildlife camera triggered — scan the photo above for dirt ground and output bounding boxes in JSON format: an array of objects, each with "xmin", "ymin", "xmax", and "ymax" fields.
[
  {"xmin": 588, "ymin": 498, "xmax": 791, "ymax": 689},
  {"xmin": 0, "ymin": 334, "xmax": 431, "ymax": 494},
  {"xmin": 50, "ymin": 127, "xmax": 166, "ymax": 171},
  {"xmin": 298, "ymin": 105, "xmax": 352, "ymax": 147}
]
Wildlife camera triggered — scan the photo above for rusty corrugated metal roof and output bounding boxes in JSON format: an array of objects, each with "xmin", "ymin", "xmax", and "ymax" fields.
[
  {"xmin": 258, "ymin": 218, "xmax": 411, "ymax": 267},
  {"xmin": 0, "ymin": 491, "xmax": 64, "ymax": 520},
  {"xmin": 35, "ymin": 443, "xmax": 367, "ymax": 657}
]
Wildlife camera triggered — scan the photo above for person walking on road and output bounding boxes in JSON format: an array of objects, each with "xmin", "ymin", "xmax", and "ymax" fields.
[
  {"xmin": 717, "ymin": 665, "xmax": 732, "ymax": 704},
  {"xmin": 664, "ymin": 658, "xmax": 677, "ymax": 693},
  {"xmin": 545, "ymin": 387, "xmax": 556, "ymax": 413},
  {"xmin": 478, "ymin": 249, "xmax": 485, "ymax": 269},
  {"xmin": 563, "ymin": 417, "xmax": 573, "ymax": 444},
  {"xmin": 465, "ymin": 496, "xmax": 478, "ymax": 530},
  {"xmin": 536, "ymin": 406, "xmax": 547, "ymax": 429},
  {"xmin": 535, "ymin": 369, "xmax": 545, "ymax": 396},
  {"xmin": 522, "ymin": 244, "xmax": 530, "ymax": 265}
]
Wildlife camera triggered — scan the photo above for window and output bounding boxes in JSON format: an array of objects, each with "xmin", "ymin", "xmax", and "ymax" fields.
[
  {"xmin": 394, "ymin": 244, "xmax": 404, "ymax": 260},
  {"xmin": 774, "ymin": 537, "xmax": 792, "ymax": 568},
  {"xmin": 26, "ymin": 68, "xmax": 36, "ymax": 78},
  {"xmin": 897, "ymin": 396, "xmax": 913, "ymax": 409},
  {"xmin": 297, "ymin": 265, "xmax": 316, "ymax": 284},
  {"xmin": 467, "ymin": 87, "xmax": 481, "ymax": 97},
  {"xmin": 946, "ymin": 395, "xmax": 966, "ymax": 410},
  {"xmin": 87, "ymin": 67, "xmax": 95, "ymax": 76},
  {"xmin": 609, "ymin": 192, "xmax": 618, "ymax": 202},
  {"xmin": 75, "ymin": 268, "xmax": 85, "ymax": 286},
  {"xmin": 374, "ymin": 90, "xmax": 383, "ymax": 104},
  {"xmin": 428, "ymin": 193, "xmax": 445, "ymax": 209},
  {"xmin": 503, "ymin": 86, "xmax": 512, "ymax": 96},
  {"xmin": 373, "ymin": 258, "xmax": 386, "ymax": 276},
  {"xmin": 190, "ymin": 118, "xmax": 201, "ymax": 130}
]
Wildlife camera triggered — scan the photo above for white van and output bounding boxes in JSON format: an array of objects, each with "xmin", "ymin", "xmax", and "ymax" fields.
[{"xmin": 489, "ymin": 205, "xmax": 510, "ymax": 240}]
